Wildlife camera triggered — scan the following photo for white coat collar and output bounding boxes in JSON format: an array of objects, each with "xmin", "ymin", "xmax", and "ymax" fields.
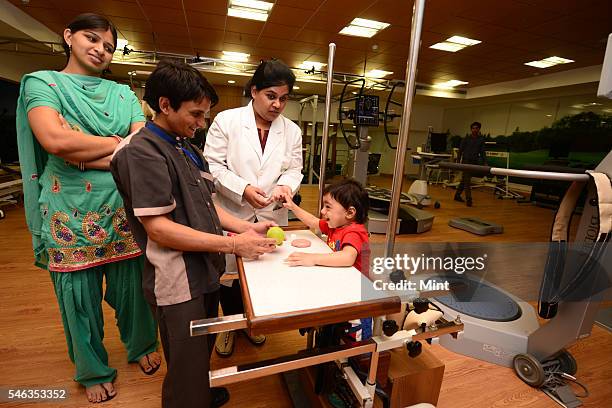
[{"xmin": 241, "ymin": 100, "xmax": 284, "ymax": 166}]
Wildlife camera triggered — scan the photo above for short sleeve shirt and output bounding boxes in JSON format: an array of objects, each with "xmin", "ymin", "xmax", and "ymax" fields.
[
  {"xmin": 110, "ymin": 124, "xmax": 225, "ymax": 306},
  {"xmin": 319, "ymin": 220, "xmax": 370, "ymax": 277}
]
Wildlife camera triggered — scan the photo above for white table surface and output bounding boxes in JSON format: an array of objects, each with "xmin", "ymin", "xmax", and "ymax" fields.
[{"xmin": 241, "ymin": 230, "xmax": 392, "ymax": 317}]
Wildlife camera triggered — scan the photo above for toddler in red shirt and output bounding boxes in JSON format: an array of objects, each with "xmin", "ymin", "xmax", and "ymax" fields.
[{"xmin": 282, "ymin": 179, "xmax": 371, "ymax": 341}]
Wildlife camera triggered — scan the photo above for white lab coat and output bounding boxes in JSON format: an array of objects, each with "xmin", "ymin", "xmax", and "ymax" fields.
[{"xmin": 204, "ymin": 101, "xmax": 303, "ymax": 226}]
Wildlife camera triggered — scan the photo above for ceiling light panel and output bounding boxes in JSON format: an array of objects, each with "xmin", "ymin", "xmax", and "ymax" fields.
[
  {"xmin": 222, "ymin": 51, "xmax": 250, "ymax": 62},
  {"xmin": 339, "ymin": 18, "xmax": 390, "ymax": 38},
  {"xmin": 429, "ymin": 35, "xmax": 481, "ymax": 52},
  {"xmin": 446, "ymin": 36, "xmax": 481, "ymax": 46},
  {"xmin": 227, "ymin": 0, "xmax": 273, "ymax": 21},
  {"xmin": 351, "ymin": 18, "xmax": 390, "ymax": 30},
  {"xmin": 366, "ymin": 69, "xmax": 393, "ymax": 78},
  {"xmin": 429, "ymin": 42, "xmax": 466, "ymax": 52},
  {"xmin": 433, "ymin": 79, "xmax": 469, "ymax": 89},
  {"xmin": 525, "ymin": 56, "xmax": 574, "ymax": 68},
  {"xmin": 299, "ymin": 61, "xmax": 326, "ymax": 70},
  {"xmin": 116, "ymin": 38, "xmax": 128, "ymax": 50}
]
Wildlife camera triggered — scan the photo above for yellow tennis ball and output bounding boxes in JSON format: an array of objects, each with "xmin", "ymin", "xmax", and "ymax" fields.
[{"xmin": 266, "ymin": 226, "xmax": 285, "ymax": 246}]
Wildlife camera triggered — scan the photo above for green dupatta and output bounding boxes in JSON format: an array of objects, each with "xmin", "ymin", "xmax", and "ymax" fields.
[{"xmin": 16, "ymin": 70, "xmax": 139, "ymax": 268}]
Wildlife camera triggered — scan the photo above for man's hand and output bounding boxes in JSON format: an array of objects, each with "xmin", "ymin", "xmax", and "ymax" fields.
[
  {"xmin": 233, "ymin": 230, "xmax": 277, "ymax": 259},
  {"xmin": 271, "ymin": 185, "xmax": 292, "ymax": 203},
  {"xmin": 243, "ymin": 185, "xmax": 270, "ymax": 209},
  {"xmin": 248, "ymin": 220, "xmax": 277, "ymax": 236},
  {"xmin": 284, "ymin": 252, "xmax": 316, "ymax": 267}
]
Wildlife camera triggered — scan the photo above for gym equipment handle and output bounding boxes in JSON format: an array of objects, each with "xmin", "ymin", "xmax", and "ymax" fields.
[{"xmin": 438, "ymin": 162, "xmax": 590, "ymax": 182}]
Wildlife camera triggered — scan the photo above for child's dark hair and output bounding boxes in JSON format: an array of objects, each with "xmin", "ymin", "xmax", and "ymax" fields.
[
  {"xmin": 62, "ymin": 13, "xmax": 118, "ymax": 58},
  {"xmin": 246, "ymin": 59, "xmax": 296, "ymax": 95},
  {"xmin": 144, "ymin": 59, "xmax": 218, "ymax": 113},
  {"xmin": 323, "ymin": 179, "xmax": 369, "ymax": 224}
]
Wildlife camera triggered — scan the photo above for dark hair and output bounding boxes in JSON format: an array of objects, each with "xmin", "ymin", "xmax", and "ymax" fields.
[
  {"xmin": 247, "ymin": 59, "xmax": 296, "ymax": 95},
  {"xmin": 470, "ymin": 121, "xmax": 482, "ymax": 129},
  {"xmin": 62, "ymin": 13, "xmax": 118, "ymax": 57},
  {"xmin": 323, "ymin": 179, "xmax": 369, "ymax": 224},
  {"xmin": 144, "ymin": 59, "xmax": 219, "ymax": 113}
]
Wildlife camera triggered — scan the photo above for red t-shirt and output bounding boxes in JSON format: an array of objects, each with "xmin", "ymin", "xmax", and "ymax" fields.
[{"xmin": 319, "ymin": 220, "xmax": 370, "ymax": 277}]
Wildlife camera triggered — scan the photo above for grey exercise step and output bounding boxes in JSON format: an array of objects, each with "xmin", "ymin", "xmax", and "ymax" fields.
[{"xmin": 448, "ymin": 217, "xmax": 504, "ymax": 235}]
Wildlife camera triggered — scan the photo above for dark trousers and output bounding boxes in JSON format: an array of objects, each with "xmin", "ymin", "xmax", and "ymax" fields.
[
  {"xmin": 220, "ymin": 279, "xmax": 244, "ymax": 315},
  {"xmin": 456, "ymin": 171, "xmax": 473, "ymax": 200},
  {"xmin": 152, "ymin": 292, "xmax": 220, "ymax": 408}
]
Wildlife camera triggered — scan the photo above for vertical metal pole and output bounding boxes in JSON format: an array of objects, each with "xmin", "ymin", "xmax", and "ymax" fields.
[
  {"xmin": 308, "ymin": 96, "xmax": 318, "ymax": 184},
  {"xmin": 365, "ymin": 349, "xmax": 380, "ymax": 397},
  {"xmin": 384, "ymin": 0, "xmax": 426, "ymax": 258},
  {"xmin": 318, "ymin": 43, "xmax": 336, "ymax": 211}
]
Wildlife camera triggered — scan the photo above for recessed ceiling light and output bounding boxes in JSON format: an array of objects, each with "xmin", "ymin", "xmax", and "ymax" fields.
[
  {"xmin": 571, "ymin": 102, "xmax": 602, "ymax": 108},
  {"xmin": 222, "ymin": 51, "xmax": 250, "ymax": 62},
  {"xmin": 525, "ymin": 56, "xmax": 574, "ymax": 69},
  {"xmin": 429, "ymin": 35, "xmax": 481, "ymax": 52},
  {"xmin": 446, "ymin": 36, "xmax": 481, "ymax": 46},
  {"xmin": 433, "ymin": 79, "xmax": 469, "ymax": 89},
  {"xmin": 227, "ymin": 0, "xmax": 273, "ymax": 21},
  {"xmin": 299, "ymin": 61, "xmax": 326, "ymax": 70},
  {"xmin": 227, "ymin": 80, "xmax": 236, "ymax": 84},
  {"xmin": 543, "ymin": 56, "xmax": 574, "ymax": 65},
  {"xmin": 546, "ymin": 114, "xmax": 552, "ymax": 117},
  {"xmin": 429, "ymin": 42, "xmax": 466, "ymax": 52},
  {"xmin": 339, "ymin": 18, "xmax": 390, "ymax": 38},
  {"xmin": 116, "ymin": 38, "xmax": 128, "ymax": 51},
  {"xmin": 231, "ymin": 0, "xmax": 273, "ymax": 9},
  {"xmin": 525, "ymin": 60, "xmax": 556, "ymax": 68},
  {"xmin": 293, "ymin": 86, "xmax": 300, "ymax": 90},
  {"xmin": 366, "ymin": 69, "xmax": 393, "ymax": 78}
]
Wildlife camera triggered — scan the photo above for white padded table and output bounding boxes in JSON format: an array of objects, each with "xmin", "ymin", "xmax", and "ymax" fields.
[{"xmin": 237, "ymin": 229, "xmax": 400, "ymax": 335}]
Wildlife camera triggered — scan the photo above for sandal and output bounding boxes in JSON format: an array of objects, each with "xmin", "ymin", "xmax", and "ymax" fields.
[{"xmin": 139, "ymin": 353, "xmax": 161, "ymax": 375}]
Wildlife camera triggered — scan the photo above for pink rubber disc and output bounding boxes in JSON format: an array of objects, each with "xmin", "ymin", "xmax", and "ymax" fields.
[{"xmin": 291, "ymin": 239, "xmax": 311, "ymax": 248}]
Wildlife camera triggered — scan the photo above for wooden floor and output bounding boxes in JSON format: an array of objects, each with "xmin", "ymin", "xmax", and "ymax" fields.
[{"xmin": 1, "ymin": 177, "xmax": 611, "ymax": 407}]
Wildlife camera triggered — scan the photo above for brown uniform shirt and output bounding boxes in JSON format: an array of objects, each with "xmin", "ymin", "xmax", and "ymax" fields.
[{"xmin": 111, "ymin": 124, "xmax": 225, "ymax": 306}]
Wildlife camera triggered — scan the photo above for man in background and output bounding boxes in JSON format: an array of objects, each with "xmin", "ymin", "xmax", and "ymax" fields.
[{"xmin": 454, "ymin": 121, "xmax": 487, "ymax": 207}]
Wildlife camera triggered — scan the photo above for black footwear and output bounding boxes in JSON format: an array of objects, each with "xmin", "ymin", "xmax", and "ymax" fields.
[
  {"xmin": 211, "ymin": 387, "xmax": 230, "ymax": 407},
  {"xmin": 454, "ymin": 194, "xmax": 464, "ymax": 202},
  {"xmin": 466, "ymin": 199, "xmax": 473, "ymax": 207}
]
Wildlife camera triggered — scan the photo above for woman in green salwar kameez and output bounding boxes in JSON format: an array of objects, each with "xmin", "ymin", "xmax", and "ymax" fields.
[{"xmin": 16, "ymin": 13, "xmax": 160, "ymax": 404}]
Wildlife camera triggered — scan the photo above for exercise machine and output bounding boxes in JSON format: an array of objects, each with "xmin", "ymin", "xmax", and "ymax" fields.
[
  {"xmin": 337, "ymin": 79, "xmax": 436, "ymax": 234},
  {"xmin": 385, "ymin": 83, "xmax": 449, "ymax": 206},
  {"xmin": 433, "ymin": 156, "xmax": 611, "ymax": 407}
]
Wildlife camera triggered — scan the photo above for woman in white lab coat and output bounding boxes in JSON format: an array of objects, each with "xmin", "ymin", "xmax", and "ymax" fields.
[
  {"xmin": 204, "ymin": 59, "xmax": 303, "ymax": 355},
  {"xmin": 204, "ymin": 60, "xmax": 303, "ymax": 225}
]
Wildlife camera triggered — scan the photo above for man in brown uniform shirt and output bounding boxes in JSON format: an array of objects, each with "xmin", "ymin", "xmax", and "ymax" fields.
[{"xmin": 110, "ymin": 60, "xmax": 277, "ymax": 408}]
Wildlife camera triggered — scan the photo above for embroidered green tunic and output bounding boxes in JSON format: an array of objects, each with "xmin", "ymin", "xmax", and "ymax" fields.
[{"xmin": 16, "ymin": 71, "xmax": 144, "ymax": 271}]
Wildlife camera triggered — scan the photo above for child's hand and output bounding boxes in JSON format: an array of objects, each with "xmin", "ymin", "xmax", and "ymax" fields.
[
  {"xmin": 281, "ymin": 192, "xmax": 296, "ymax": 210},
  {"xmin": 284, "ymin": 252, "xmax": 316, "ymax": 266},
  {"xmin": 271, "ymin": 185, "xmax": 292, "ymax": 202}
]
